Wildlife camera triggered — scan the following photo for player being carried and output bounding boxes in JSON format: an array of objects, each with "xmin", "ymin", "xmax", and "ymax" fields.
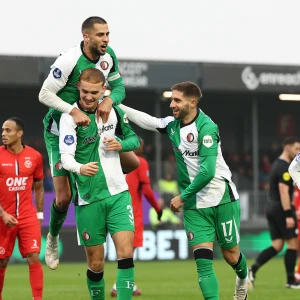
[{"xmin": 38, "ymin": 16, "xmax": 139, "ymax": 270}]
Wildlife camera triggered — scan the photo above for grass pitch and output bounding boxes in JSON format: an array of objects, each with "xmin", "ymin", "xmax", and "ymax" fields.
[{"xmin": 2, "ymin": 259, "xmax": 300, "ymax": 299}]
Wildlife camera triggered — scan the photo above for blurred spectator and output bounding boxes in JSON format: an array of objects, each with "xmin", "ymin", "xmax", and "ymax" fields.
[
  {"xmin": 163, "ymin": 153, "xmax": 177, "ymax": 179},
  {"xmin": 43, "ymin": 166, "xmax": 54, "ymax": 192},
  {"xmin": 267, "ymin": 142, "xmax": 282, "ymax": 163},
  {"xmin": 149, "ymin": 197, "xmax": 182, "ymax": 230},
  {"xmin": 158, "ymin": 172, "xmax": 179, "ymax": 203}
]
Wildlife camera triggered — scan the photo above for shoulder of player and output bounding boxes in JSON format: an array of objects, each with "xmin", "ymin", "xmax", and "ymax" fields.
[
  {"xmin": 197, "ymin": 111, "xmax": 218, "ymax": 132},
  {"xmin": 105, "ymin": 45, "xmax": 117, "ymax": 58},
  {"xmin": 23, "ymin": 146, "xmax": 43, "ymax": 159},
  {"xmin": 54, "ymin": 43, "xmax": 83, "ymax": 67}
]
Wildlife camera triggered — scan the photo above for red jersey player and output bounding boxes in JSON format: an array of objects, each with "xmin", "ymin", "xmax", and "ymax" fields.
[
  {"xmin": 294, "ymin": 185, "xmax": 300, "ymax": 281},
  {"xmin": 0, "ymin": 117, "xmax": 44, "ymax": 300},
  {"xmin": 111, "ymin": 137, "xmax": 162, "ymax": 297}
]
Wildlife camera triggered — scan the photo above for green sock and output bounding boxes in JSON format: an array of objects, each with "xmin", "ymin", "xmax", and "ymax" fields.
[
  {"xmin": 196, "ymin": 258, "xmax": 219, "ymax": 300},
  {"xmin": 86, "ymin": 274, "xmax": 105, "ymax": 300},
  {"xmin": 49, "ymin": 201, "xmax": 68, "ymax": 237},
  {"xmin": 231, "ymin": 252, "xmax": 248, "ymax": 280},
  {"xmin": 116, "ymin": 268, "xmax": 134, "ymax": 300}
]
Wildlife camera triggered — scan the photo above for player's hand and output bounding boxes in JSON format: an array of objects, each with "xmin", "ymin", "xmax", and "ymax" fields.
[
  {"xmin": 170, "ymin": 195, "xmax": 184, "ymax": 213},
  {"xmin": 104, "ymin": 137, "xmax": 122, "ymax": 152},
  {"xmin": 97, "ymin": 97, "xmax": 113, "ymax": 123},
  {"xmin": 157, "ymin": 209, "xmax": 163, "ymax": 221},
  {"xmin": 80, "ymin": 162, "xmax": 99, "ymax": 176},
  {"xmin": 286, "ymin": 217, "xmax": 295, "ymax": 228},
  {"xmin": 2, "ymin": 212, "xmax": 18, "ymax": 227},
  {"xmin": 70, "ymin": 107, "xmax": 91, "ymax": 126}
]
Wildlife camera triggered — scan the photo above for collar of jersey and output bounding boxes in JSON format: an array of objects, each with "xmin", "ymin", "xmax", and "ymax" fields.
[
  {"xmin": 180, "ymin": 109, "xmax": 200, "ymax": 128},
  {"xmin": 80, "ymin": 41, "xmax": 101, "ymax": 64},
  {"xmin": 77, "ymin": 100, "xmax": 97, "ymax": 115}
]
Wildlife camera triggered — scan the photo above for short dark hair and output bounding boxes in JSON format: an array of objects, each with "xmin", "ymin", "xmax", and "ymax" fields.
[
  {"xmin": 80, "ymin": 68, "xmax": 105, "ymax": 85},
  {"xmin": 171, "ymin": 82, "xmax": 202, "ymax": 103},
  {"xmin": 282, "ymin": 136, "xmax": 300, "ymax": 147},
  {"xmin": 7, "ymin": 117, "xmax": 24, "ymax": 131},
  {"xmin": 82, "ymin": 16, "xmax": 107, "ymax": 34}
]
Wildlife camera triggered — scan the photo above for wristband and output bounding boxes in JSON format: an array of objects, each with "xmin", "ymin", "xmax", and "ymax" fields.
[
  {"xmin": 284, "ymin": 209, "xmax": 293, "ymax": 218},
  {"xmin": 36, "ymin": 212, "xmax": 44, "ymax": 220}
]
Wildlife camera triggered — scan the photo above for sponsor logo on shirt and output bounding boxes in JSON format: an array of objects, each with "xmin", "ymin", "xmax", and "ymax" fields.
[
  {"xmin": 64, "ymin": 135, "xmax": 74, "ymax": 145},
  {"xmin": 101, "ymin": 124, "xmax": 114, "ymax": 133},
  {"xmin": 203, "ymin": 135, "xmax": 213, "ymax": 148},
  {"xmin": 182, "ymin": 149, "xmax": 199, "ymax": 157},
  {"xmin": 123, "ymin": 114, "xmax": 128, "ymax": 124},
  {"xmin": 53, "ymin": 68, "xmax": 62, "ymax": 79},
  {"xmin": 83, "ymin": 133, "xmax": 99, "ymax": 144},
  {"xmin": 6, "ymin": 177, "xmax": 28, "ymax": 191},
  {"xmin": 100, "ymin": 61, "xmax": 109, "ymax": 70},
  {"xmin": 1, "ymin": 163, "xmax": 13, "ymax": 166},
  {"xmin": 24, "ymin": 160, "xmax": 32, "ymax": 168}
]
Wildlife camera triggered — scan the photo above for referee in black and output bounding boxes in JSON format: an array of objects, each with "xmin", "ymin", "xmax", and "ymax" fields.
[{"xmin": 248, "ymin": 137, "xmax": 300, "ymax": 289}]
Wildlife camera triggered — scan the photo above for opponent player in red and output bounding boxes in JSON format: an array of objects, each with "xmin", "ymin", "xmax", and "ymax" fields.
[
  {"xmin": 294, "ymin": 185, "xmax": 300, "ymax": 281},
  {"xmin": 111, "ymin": 137, "xmax": 162, "ymax": 297},
  {"xmin": 0, "ymin": 117, "xmax": 44, "ymax": 300}
]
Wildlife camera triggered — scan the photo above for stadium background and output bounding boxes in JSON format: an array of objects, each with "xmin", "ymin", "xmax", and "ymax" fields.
[{"xmin": 1, "ymin": 0, "xmax": 300, "ymax": 263}]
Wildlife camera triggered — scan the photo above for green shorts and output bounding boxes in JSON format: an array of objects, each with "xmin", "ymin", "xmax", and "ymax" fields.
[
  {"xmin": 183, "ymin": 200, "xmax": 241, "ymax": 250},
  {"xmin": 44, "ymin": 130, "xmax": 69, "ymax": 177},
  {"xmin": 75, "ymin": 191, "xmax": 135, "ymax": 246}
]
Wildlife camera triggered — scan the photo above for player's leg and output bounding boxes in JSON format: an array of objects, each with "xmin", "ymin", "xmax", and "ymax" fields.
[
  {"xmin": 184, "ymin": 208, "xmax": 219, "ymax": 300},
  {"xmin": 111, "ymin": 218, "xmax": 143, "ymax": 297},
  {"xmin": 108, "ymin": 191, "xmax": 135, "ymax": 300},
  {"xmin": 44, "ymin": 130, "xmax": 71, "ymax": 269},
  {"xmin": 216, "ymin": 200, "xmax": 248, "ymax": 300},
  {"xmin": 248, "ymin": 206, "xmax": 283, "ymax": 288},
  {"xmin": 0, "ymin": 220, "xmax": 18, "ymax": 299},
  {"xmin": 76, "ymin": 201, "xmax": 107, "ymax": 299},
  {"xmin": 18, "ymin": 218, "xmax": 43, "ymax": 300},
  {"xmin": 119, "ymin": 151, "xmax": 139, "ymax": 173},
  {"xmin": 295, "ymin": 222, "xmax": 300, "ymax": 282}
]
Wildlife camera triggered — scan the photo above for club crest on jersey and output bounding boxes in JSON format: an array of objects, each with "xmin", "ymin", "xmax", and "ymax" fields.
[
  {"xmin": 100, "ymin": 61, "xmax": 109, "ymax": 70},
  {"xmin": 64, "ymin": 135, "xmax": 74, "ymax": 145},
  {"xmin": 203, "ymin": 135, "xmax": 213, "ymax": 148},
  {"xmin": 55, "ymin": 160, "xmax": 63, "ymax": 170},
  {"xmin": 24, "ymin": 160, "xmax": 32, "ymax": 168},
  {"xmin": 53, "ymin": 68, "xmax": 62, "ymax": 79},
  {"xmin": 187, "ymin": 133, "xmax": 194, "ymax": 142},
  {"xmin": 0, "ymin": 247, "xmax": 5, "ymax": 255},
  {"xmin": 187, "ymin": 231, "xmax": 194, "ymax": 241},
  {"xmin": 82, "ymin": 231, "xmax": 91, "ymax": 241}
]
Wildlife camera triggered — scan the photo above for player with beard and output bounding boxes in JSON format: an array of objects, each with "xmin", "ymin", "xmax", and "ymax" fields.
[{"xmin": 38, "ymin": 16, "xmax": 139, "ymax": 270}]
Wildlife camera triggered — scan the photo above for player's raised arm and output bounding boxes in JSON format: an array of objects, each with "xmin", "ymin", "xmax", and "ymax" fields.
[
  {"xmin": 119, "ymin": 104, "xmax": 173, "ymax": 132},
  {"xmin": 289, "ymin": 153, "xmax": 300, "ymax": 189}
]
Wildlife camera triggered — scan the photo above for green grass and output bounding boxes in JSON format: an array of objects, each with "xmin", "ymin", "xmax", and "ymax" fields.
[{"xmin": 2, "ymin": 259, "xmax": 300, "ymax": 299}]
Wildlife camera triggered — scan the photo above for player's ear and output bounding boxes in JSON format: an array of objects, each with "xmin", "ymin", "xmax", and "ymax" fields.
[
  {"xmin": 77, "ymin": 81, "xmax": 81, "ymax": 91},
  {"xmin": 83, "ymin": 33, "xmax": 89, "ymax": 42}
]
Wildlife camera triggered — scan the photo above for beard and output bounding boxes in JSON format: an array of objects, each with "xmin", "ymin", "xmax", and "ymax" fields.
[
  {"xmin": 90, "ymin": 44, "xmax": 101, "ymax": 56},
  {"xmin": 173, "ymin": 107, "xmax": 189, "ymax": 120}
]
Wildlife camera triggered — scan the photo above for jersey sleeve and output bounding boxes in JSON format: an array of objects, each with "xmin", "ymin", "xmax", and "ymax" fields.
[
  {"xmin": 59, "ymin": 113, "xmax": 78, "ymax": 155},
  {"xmin": 114, "ymin": 106, "xmax": 140, "ymax": 152},
  {"xmin": 46, "ymin": 52, "xmax": 75, "ymax": 92},
  {"xmin": 138, "ymin": 159, "xmax": 151, "ymax": 184},
  {"xmin": 289, "ymin": 152, "xmax": 300, "ymax": 189},
  {"xmin": 119, "ymin": 104, "xmax": 174, "ymax": 132},
  {"xmin": 106, "ymin": 47, "xmax": 125, "ymax": 105},
  {"xmin": 33, "ymin": 151, "xmax": 44, "ymax": 181},
  {"xmin": 198, "ymin": 123, "xmax": 219, "ymax": 156},
  {"xmin": 278, "ymin": 161, "xmax": 293, "ymax": 186}
]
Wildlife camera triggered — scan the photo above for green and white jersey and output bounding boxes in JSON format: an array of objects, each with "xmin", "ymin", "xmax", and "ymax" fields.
[
  {"xmin": 43, "ymin": 42, "xmax": 125, "ymax": 135},
  {"xmin": 59, "ymin": 102, "xmax": 139, "ymax": 206},
  {"xmin": 119, "ymin": 105, "xmax": 239, "ymax": 209}
]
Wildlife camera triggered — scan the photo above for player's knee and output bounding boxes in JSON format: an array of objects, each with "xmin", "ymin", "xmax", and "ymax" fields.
[
  {"xmin": 26, "ymin": 252, "xmax": 40, "ymax": 265},
  {"xmin": 222, "ymin": 247, "xmax": 240, "ymax": 265},
  {"xmin": 89, "ymin": 259, "xmax": 105, "ymax": 273},
  {"xmin": 54, "ymin": 197, "xmax": 71, "ymax": 210},
  {"xmin": 117, "ymin": 257, "xmax": 134, "ymax": 269},
  {"xmin": 117, "ymin": 245, "xmax": 134, "ymax": 259},
  {"xmin": 0, "ymin": 258, "xmax": 9, "ymax": 268},
  {"xmin": 87, "ymin": 269, "xmax": 104, "ymax": 282}
]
